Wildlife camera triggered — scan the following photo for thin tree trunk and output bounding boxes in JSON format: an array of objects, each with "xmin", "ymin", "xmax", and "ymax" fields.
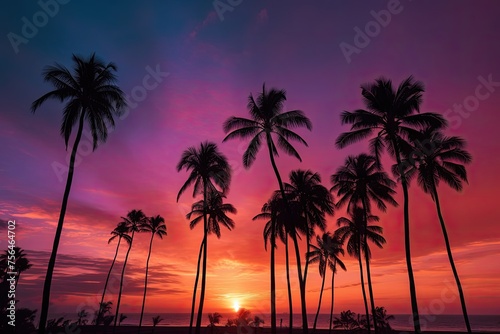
[
  {"xmin": 189, "ymin": 239, "xmax": 204, "ymax": 334},
  {"xmin": 195, "ymin": 182, "xmax": 209, "ymax": 334},
  {"xmin": 303, "ymin": 206, "xmax": 311, "ymax": 289},
  {"xmin": 290, "ymin": 231, "xmax": 307, "ymax": 334},
  {"xmin": 313, "ymin": 259, "xmax": 327, "ymax": 330},
  {"xmin": 394, "ymin": 144, "xmax": 421, "ymax": 333},
  {"xmin": 99, "ymin": 237, "xmax": 122, "ymax": 323},
  {"xmin": 113, "ymin": 230, "xmax": 135, "ymax": 332},
  {"xmin": 432, "ymin": 186, "xmax": 472, "ymax": 333},
  {"xmin": 358, "ymin": 248, "xmax": 371, "ymax": 333},
  {"xmin": 138, "ymin": 233, "xmax": 155, "ymax": 332},
  {"xmin": 270, "ymin": 212, "xmax": 277, "ymax": 334},
  {"xmin": 38, "ymin": 111, "xmax": 85, "ymax": 334},
  {"xmin": 362, "ymin": 198, "xmax": 378, "ymax": 334},
  {"xmin": 285, "ymin": 232, "xmax": 293, "ymax": 333},
  {"xmin": 328, "ymin": 262, "xmax": 336, "ymax": 334}
]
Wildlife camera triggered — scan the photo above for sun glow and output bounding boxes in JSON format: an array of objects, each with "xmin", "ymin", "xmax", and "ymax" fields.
[{"xmin": 233, "ymin": 301, "xmax": 240, "ymax": 312}]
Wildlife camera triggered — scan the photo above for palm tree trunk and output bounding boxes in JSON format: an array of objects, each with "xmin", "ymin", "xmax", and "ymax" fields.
[
  {"xmin": 290, "ymin": 231, "xmax": 307, "ymax": 334},
  {"xmin": 432, "ymin": 186, "xmax": 472, "ymax": 333},
  {"xmin": 303, "ymin": 208, "xmax": 311, "ymax": 289},
  {"xmin": 362, "ymin": 199, "xmax": 378, "ymax": 334},
  {"xmin": 99, "ymin": 237, "xmax": 122, "ymax": 322},
  {"xmin": 328, "ymin": 262, "xmax": 336, "ymax": 334},
  {"xmin": 138, "ymin": 233, "xmax": 155, "ymax": 332},
  {"xmin": 189, "ymin": 239, "xmax": 204, "ymax": 334},
  {"xmin": 358, "ymin": 249, "xmax": 371, "ymax": 333},
  {"xmin": 195, "ymin": 182, "xmax": 209, "ymax": 334},
  {"xmin": 113, "ymin": 230, "xmax": 135, "ymax": 332},
  {"xmin": 38, "ymin": 111, "xmax": 85, "ymax": 334},
  {"xmin": 270, "ymin": 214, "xmax": 277, "ymax": 334},
  {"xmin": 394, "ymin": 144, "xmax": 421, "ymax": 333},
  {"xmin": 313, "ymin": 261, "xmax": 327, "ymax": 330},
  {"xmin": 285, "ymin": 232, "xmax": 293, "ymax": 334}
]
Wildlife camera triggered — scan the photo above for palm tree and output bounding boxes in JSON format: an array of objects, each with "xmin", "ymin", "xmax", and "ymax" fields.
[
  {"xmin": 31, "ymin": 53, "xmax": 126, "ymax": 334},
  {"xmin": 328, "ymin": 233, "xmax": 346, "ymax": 334},
  {"xmin": 396, "ymin": 128, "xmax": 473, "ymax": 332},
  {"xmin": 138, "ymin": 215, "xmax": 167, "ymax": 333},
  {"xmin": 335, "ymin": 209, "xmax": 385, "ymax": 332},
  {"xmin": 285, "ymin": 169, "xmax": 334, "ymax": 289},
  {"xmin": 119, "ymin": 313, "xmax": 127, "ymax": 326},
  {"xmin": 223, "ymin": 83, "xmax": 312, "ymax": 334},
  {"xmin": 333, "ymin": 310, "xmax": 360, "ymax": 330},
  {"xmin": 76, "ymin": 309, "xmax": 88, "ymax": 326},
  {"xmin": 208, "ymin": 312, "xmax": 223, "ymax": 327},
  {"xmin": 177, "ymin": 142, "xmax": 231, "ymax": 334},
  {"xmin": 335, "ymin": 76, "xmax": 446, "ymax": 333},
  {"xmin": 307, "ymin": 232, "xmax": 346, "ymax": 330},
  {"xmin": 93, "ymin": 301, "xmax": 113, "ymax": 325},
  {"xmin": 254, "ymin": 195, "xmax": 293, "ymax": 333},
  {"xmin": 113, "ymin": 209, "xmax": 146, "ymax": 331},
  {"xmin": 152, "ymin": 315, "xmax": 164, "ymax": 334},
  {"xmin": 99, "ymin": 222, "xmax": 131, "ymax": 322},
  {"xmin": 373, "ymin": 307, "xmax": 395, "ymax": 333},
  {"xmin": 331, "ymin": 154, "xmax": 397, "ymax": 332},
  {"xmin": 0, "ymin": 247, "xmax": 32, "ymax": 286}
]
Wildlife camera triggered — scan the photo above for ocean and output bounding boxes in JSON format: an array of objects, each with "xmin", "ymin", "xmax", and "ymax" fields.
[{"xmin": 54, "ymin": 312, "xmax": 500, "ymax": 332}]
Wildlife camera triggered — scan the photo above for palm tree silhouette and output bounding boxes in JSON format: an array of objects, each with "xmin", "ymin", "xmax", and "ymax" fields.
[
  {"xmin": 255, "ymin": 195, "xmax": 293, "ymax": 333},
  {"xmin": 331, "ymin": 154, "xmax": 397, "ymax": 332},
  {"xmin": 113, "ymin": 209, "xmax": 146, "ymax": 331},
  {"xmin": 335, "ymin": 208, "xmax": 385, "ymax": 333},
  {"xmin": 138, "ymin": 215, "xmax": 167, "ymax": 333},
  {"xmin": 223, "ymin": 83, "xmax": 312, "ymax": 334},
  {"xmin": 177, "ymin": 141, "xmax": 231, "ymax": 334},
  {"xmin": 152, "ymin": 315, "xmax": 164, "ymax": 334},
  {"xmin": 307, "ymin": 232, "xmax": 346, "ymax": 331},
  {"xmin": 31, "ymin": 54, "xmax": 126, "ymax": 334},
  {"xmin": 328, "ymin": 232, "xmax": 347, "ymax": 334},
  {"xmin": 335, "ymin": 76, "xmax": 446, "ymax": 333},
  {"xmin": 99, "ymin": 222, "xmax": 131, "ymax": 324},
  {"xmin": 0, "ymin": 247, "xmax": 32, "ymax": 287},
  {"xmin": 396, "ymin": 128, "xmax": 473, "ymax": 332},
  {"xmin": 285, "ymin": 169, "xmax": 334, "ymax": 291}
]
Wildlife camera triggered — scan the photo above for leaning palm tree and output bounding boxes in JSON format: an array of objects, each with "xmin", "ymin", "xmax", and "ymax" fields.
[
  {"xmin": 223, "ymin": 84, "xmax": 312, "ymax": 334},
  {"xmin": 307, "ymin": 232, "xmax": 346, "ymax": 330},
  {"xmin": 335, "ymin": 208, "xmax": 385, "ymax": 333},
  {"xmin": 285, "ymin": 169, "xmax": 334, "ymax": 314},
  {"xmin": 177, "ymin": 142, "xmax": 231, "ymax": 334},
  {"xmin": 113, "ymin": 209, "xmax": 146, "ymax": 331},
  {"xmin": 331, "ymin": 153, "xmax": 397, "ymax": 333},
  {"xmin": 328, "ymin": 232, "xmax": 347, "ymax": 334},
  {"xmin": 396, "ymin": 128, "xmax": 473, "ymax": 332},
  {"xmin": 31, "ymin": 54, "xmax": 126, "ymax": 334},
  {"xmin": 335, "ymin": 76, "xmax": 446, "ymax": 333},
  {"xmin": 138, "ymin": 215, "xmax": 167, "ymax": 333},
  {"xmin": 99, "ymin": 222, "xmax": 131, "ymax": 322}
]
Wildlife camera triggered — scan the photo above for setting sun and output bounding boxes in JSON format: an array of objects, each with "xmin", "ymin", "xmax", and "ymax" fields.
[{"xmin": 233, "ymin": 301, "xmax": 240, "ymax": 312}]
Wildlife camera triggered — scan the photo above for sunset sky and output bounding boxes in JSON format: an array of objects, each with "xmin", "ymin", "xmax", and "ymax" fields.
[{"xmin": 1, "ymin": 0, "xmax": 500, "ymax": 322}]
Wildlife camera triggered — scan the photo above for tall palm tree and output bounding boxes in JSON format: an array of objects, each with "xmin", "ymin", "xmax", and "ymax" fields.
[
  {"xmin": 335, "ymin": 209, "xmax": 385, "ymax": 333},
  {"xmin": 99, "ymin": 222, "xmax": 131, "ymax": 323},
  {"xmin": 335, "ymin": 76, "xmax": 446, "ymax": 333},
  {"xmin": 396, "ymin": 128, "xmax": 473, "ymax": 332},
  {"xmin": 223, "ymin": 84, "xmax": 312, "ymax": 334},
  {"xmin": 254, "ymin": 195, "xmax": 293, "ymax": 334},
  {"xmin": 307, "ymin": 232, "xmax": 346, "ymax": 331},
  {"xmin": 177, "ymin": 141, "xmax": 231, "ymax": 334},
  {"xmin": 31, "ymin": 53, "xmax": 126, "ymax": 333},
  {"xmin": 285, "ymin": 169, "xmax": 334, "ymax": 290},
  {"xmin": 113, "ymin": 209, "xmax": 146, "ymax": 331},
  {"xmin": 331, "ymin": 154, "xmax": 397, "ymax": 333},
  {"xmin": 138, "ymin": 215, "xmax": 167, "ymax": 333}
]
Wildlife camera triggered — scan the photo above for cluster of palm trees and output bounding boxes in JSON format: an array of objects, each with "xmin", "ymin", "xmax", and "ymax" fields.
[
  {"xmin": 31, "ymin": 53, "xmax": 472, "ymax": 334},
  {"xmin": 98, "ymin": 209, "xmax": 167, "ymax": 333}
]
